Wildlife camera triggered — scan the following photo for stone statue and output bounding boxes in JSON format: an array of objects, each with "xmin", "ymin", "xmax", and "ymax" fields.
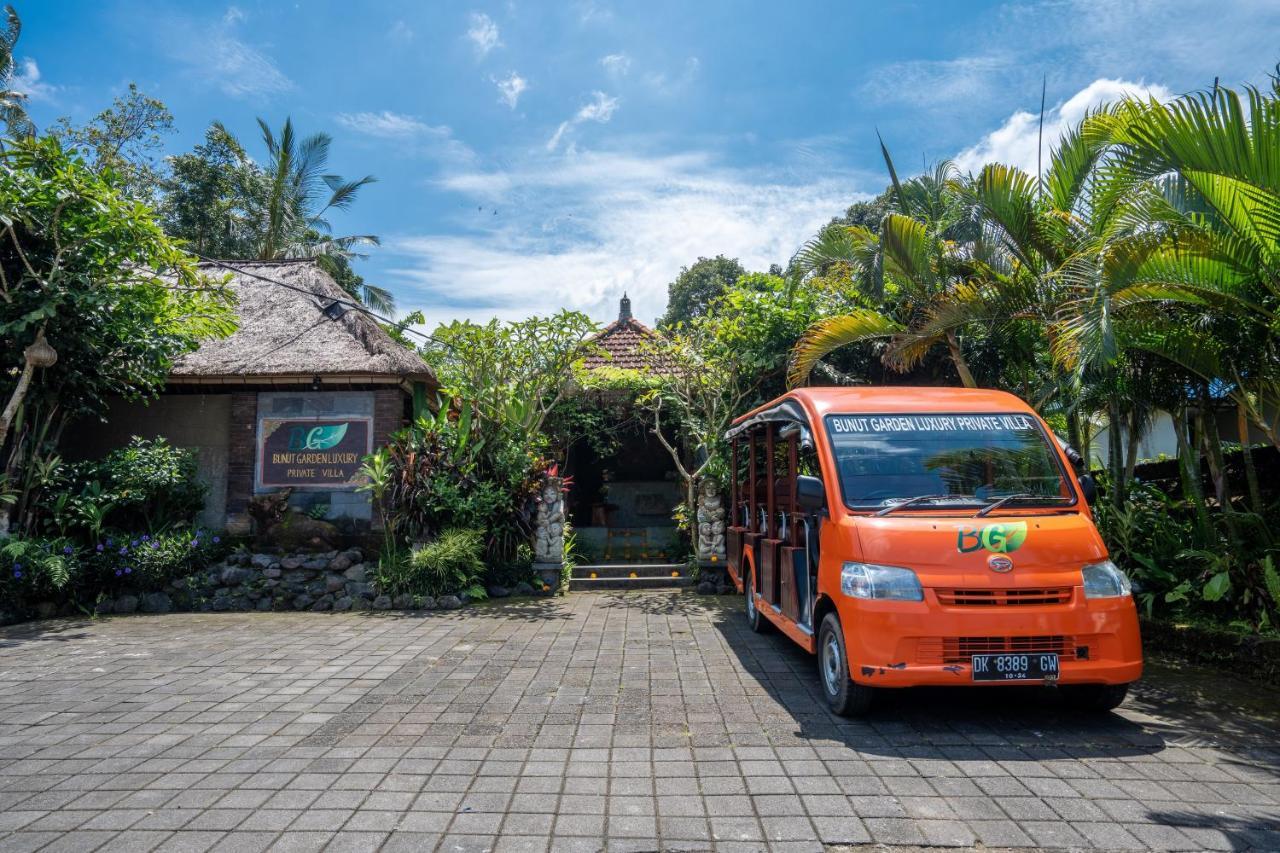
[
  {"xmin": 533, "ymin": 475, "xmax": 566, "ymax": 565},
  {"xmin": 696, "ymin": 477, "xmax": 727, "ymax": 564}
]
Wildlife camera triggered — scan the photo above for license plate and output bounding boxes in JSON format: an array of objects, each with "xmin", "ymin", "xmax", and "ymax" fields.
[{"xmin": 971, "ymin": 653, "xmax": 1059, "ymax": 682}]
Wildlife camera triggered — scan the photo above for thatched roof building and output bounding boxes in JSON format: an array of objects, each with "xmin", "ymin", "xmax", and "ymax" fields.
[
  {"xmin": 67, "ymin": 259, "xmax": 435, "ymax": 533},
  {"xmin": 171, "ymin": 260, "xmax": 435, "ymax": 389}
]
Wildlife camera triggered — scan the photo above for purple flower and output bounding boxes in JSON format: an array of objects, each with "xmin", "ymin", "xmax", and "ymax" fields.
[
  {"xmin": 95, "ymin": 543, "xmax": 104, "ymax": 553},
  {"xmin": 13, "ymin": 569, "xmax": 21, "ymax": 579},
  {"xmin": 212, "ymin": 536, "xmax": 221, "ymax": 544},
  {"xmin": 131, "ymin": 539, "xmax": 140, "ymax": 547},
  {"xmin": 63, "ymin": 545, "xmax": 73, "ymax": 555},
  {"xmin": 114, "ymin": 569, "xmax": 122, "ymax": 577},
  {"xmin": 119, "ymin": 547, "xmax": 128, "ymax": 555},
  {"xmin": 124, "ymin": 567, "xmax": 132, "ymax": 574},
  {"xmin": 141, "ymin": 534, "xmax": 150, "ymax": 541},
  {"xmin": 106, "ymin": 538, "xmax": 114, "ymax": 547},
  {"xmin": 191, "ymin": 540, "xmax": 200, "ymax": 548},
  {"xmin": 149, "ymin": 541, "xmax": 159, "ymax": 549}
]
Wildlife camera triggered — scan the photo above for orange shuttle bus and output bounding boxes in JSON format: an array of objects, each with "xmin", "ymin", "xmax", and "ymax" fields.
[{"xmin": 724, "ymin": 387, "xmax": 1142, "ymax": 716}]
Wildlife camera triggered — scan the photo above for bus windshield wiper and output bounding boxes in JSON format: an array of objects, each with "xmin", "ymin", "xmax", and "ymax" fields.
[
  {"xmin": 874, "ymin": 494, "xmax": 962, "ymax": 516},
  {"xmin": 975, "ymin": 493, "xmax": 1070, "ymax": 517}
]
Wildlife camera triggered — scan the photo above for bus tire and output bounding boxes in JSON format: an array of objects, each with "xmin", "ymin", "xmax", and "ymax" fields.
[
  {"xmin": 745, "ymin": 565, "xmax": 770, "ymax": 633},
  {"xmin": 818, "ymin": 613, "xmax": 874, "ymax": 717},
  {"xmin": 1061, "ymin": 682, "xmax": 1129, "ymax": 712}
]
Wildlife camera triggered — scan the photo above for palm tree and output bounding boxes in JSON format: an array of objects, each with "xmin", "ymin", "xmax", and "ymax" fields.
[
  {"xmin": 0, "ymin": 5, "xmax": 34, "ymax": 138},
  {"xmin": 787, "ymin": 151, "xmax": 989, "ymax": 388},
  {"xmin": 251, "ymin": 117, "xmax": 393, "ymax": 312},
  {"xmin": 1084, "ymin": 83, "xmax": 1280, "ymax": 450}
]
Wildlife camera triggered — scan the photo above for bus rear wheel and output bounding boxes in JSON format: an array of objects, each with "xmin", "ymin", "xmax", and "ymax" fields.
[
  {"xmin": 1061, "ymin": 682, "xmax": 1129, "ymax": 712},
  {"xmin": 745, "ymin": 566, "xmax": 770, "ymax": 633},
  {"xmin": 818, "ymin": 613, "xmax": 874, "ymax": 717}
]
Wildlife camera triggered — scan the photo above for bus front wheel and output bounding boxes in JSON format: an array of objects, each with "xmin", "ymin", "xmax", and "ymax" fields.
[{"xmin": 818, "ymin": 614, "xmax": 875, "ymax": 717}]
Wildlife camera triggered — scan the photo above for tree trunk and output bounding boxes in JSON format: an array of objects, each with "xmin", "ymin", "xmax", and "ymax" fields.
[
  {"xmin": 0, "ymin": 360, "xmax": 34, "ymax": 462},
  {"xmin": 1067, "ymin": 406, "xmax": 1083, "ymax": 460},
  {"xmin": 1107, "ymin": 399, "xmax": 1125, "ymax": 508},
  {"xmin": 1238, "ymin": 403, "xmax": 1264, "ymax": 514},
  {"xmin": 0, "ymin": 361, "xmax": 36, "ymax": 537},
  {"xmin": 945, "ymin": 331, "xmax": 977, "ymax": 389},
  {"xmin": 1171, "ymin": 406, "xmax": 1214, "ymax": 545},
  {"xmin": 1123, "ymin": 408, "xmax": 1142, "ymax": 487},
  {"xmin": 1196, "ymin": 399, "xmax": 1231, "ymax": 510}
]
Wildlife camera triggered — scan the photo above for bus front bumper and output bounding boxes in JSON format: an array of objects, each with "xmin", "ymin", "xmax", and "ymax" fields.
[{"xmin": 841, "ymin": 593, "xmax": 1143, "ymax": 688}]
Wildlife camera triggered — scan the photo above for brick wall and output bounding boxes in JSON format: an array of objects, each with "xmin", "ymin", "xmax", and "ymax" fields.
[
  {"xmin": 225, "ymin": 392, "xmax": 258, "ymax": 535},
  {"xmin": 373, "ymin": 388, "xmax": 407, "ymax": 448}
]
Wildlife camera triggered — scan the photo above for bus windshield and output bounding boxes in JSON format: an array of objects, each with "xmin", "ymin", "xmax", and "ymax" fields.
[{"xmin": 824, "ymin": 413, "xmax": 1074, "ymax": 510}]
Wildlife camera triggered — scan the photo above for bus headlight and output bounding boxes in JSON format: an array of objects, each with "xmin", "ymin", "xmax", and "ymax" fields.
[
  {"xmin": 841, "ymin": 562, "xmax": 923, "ymax": 601},
  {"xmin": 1082, "ymin": 560, "xmax": 1132, "ymax": 598}
]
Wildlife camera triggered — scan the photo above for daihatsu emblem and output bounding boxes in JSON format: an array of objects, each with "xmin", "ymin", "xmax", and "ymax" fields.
[{"xmin": 988, "ymin": 555, "xmax": 1014, "ymax": 573}]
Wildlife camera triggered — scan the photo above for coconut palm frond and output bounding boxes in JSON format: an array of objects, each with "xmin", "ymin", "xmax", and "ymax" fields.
[{"xmin": 788, "ymin": 309, "xmax": 903, "ymax": 387}]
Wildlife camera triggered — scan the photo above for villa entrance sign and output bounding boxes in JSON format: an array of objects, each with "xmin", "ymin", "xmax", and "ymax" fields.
[{"xmin": 258, "ymin": 417, "xmax": 371, "ymax": 488}]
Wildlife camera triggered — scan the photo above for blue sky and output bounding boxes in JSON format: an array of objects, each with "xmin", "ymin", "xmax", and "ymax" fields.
[{"xmin": 13, "ymin": 1, "xmax": 1280, "ymax": 327}]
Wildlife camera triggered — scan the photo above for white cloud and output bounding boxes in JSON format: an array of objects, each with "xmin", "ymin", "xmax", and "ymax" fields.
[
  {"xmin": 466, "ymin": 12, "xmax": 500, "ymax": 57},
  {"xmin": 600, "ymin": 53, "xmax": 631, "ymax": 77},
  {"xmin": 643, "ymin": 57, "xmax": 700, "ymax": 94},
  {"xmin": 494, "ymin": 72, "xmax": 528, "ymax": 109},
  {"xmin": 170, "ymin": 11, "xmax": 292, "ymax": 99},
  {"xmin": 547, "ymin": 91, "xmax": 619, "ymax": 151},
  {"xmin": 862, "ymin": 55, "xmax": 1009, "ymax": 107},
  {"xmin": 336, "ymin": 111, "xmax": 436, "ymax": 138},
  {"xmin": 335, "ymin": 111, "xmax": 478, "ymax": 168},
  {"xmin": 9, "ymin": 58, "xmax": 58, "ymax": 103},
  {"xmin": 954, "ymin": 77, "xmax": 1176, "ymax": 175},
  {"xmin": 576, "ymin": 91, "xmax": 618, "ymax": 123},
  {"xmin": 388, "ymin": 149, "xmax": 860, "ymax": 325},
  {"xmin": 387, "ymin": 20, "xmax": 414, "ymax": 43},
  {"xmin": 202, "ymin": 38, "xmax": 293, "ymax": 97}
]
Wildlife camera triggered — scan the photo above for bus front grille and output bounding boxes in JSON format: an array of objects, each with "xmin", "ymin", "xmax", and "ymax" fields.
[
  {"xmin": 917, "ymin": 635, "xmax": 1097, "ymax": 664},
  {"xmin": 935, "ymin": 587, "xmax": 1073, "ymax": 606}
]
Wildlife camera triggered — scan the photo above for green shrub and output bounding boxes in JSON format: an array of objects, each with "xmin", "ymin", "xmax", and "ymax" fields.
[
  {"xmin": 0, "ymin": 537, "xmax": 81, "ymax": 618},
  {"xmin": 91, "ymin": 528, "xmax": 226, "ymax": 591},
  {"xmin": 85, "ymin": 437, "xmax": 208, "ymax": 531},
  {"xmin": 377, "ymin": 528, "xmax": 486, "ymax": 598}
]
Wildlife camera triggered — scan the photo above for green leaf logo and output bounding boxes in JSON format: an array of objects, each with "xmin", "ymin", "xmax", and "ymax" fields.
[
  {"xmin": 980, "ymin": 521, "xmax": 1028, "ymax": 553},
  {"xmin": 304, "ymin": 423, "xmax": 348, "ymax": 450}
]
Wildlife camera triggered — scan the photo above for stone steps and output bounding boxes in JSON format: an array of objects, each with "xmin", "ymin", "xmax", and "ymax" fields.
[{"xmin": 569, "ymin": 563, "xmax": 693, "ymax": 590}]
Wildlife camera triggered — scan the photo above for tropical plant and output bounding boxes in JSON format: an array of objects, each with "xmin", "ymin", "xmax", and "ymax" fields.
[
  {"xmin": 248, "ymin": 117, "xmax": 390, "ymax": 307},
  {"xmin": 0, "ymin": 135, "xmax": 235, "ymax": 534},
  {"xmin": 658, "ymin": 254, "xmax": 748, "ymax": 329},
  {"xmin": 423, "ymin": 310, "xmax": 601, "ymax": 439},
  {"xmin": 788, "ymin": 153, "xmax": 989, "ymax": 388},
  {"xmin": 49, "ymin": 84, "xmax": 174, "ymax": 200},
  {"xmin": 378, "ymin": 527, "xmax": 486, "ymax": 599},
  {"xmin": 0, "ymin": 5, "xmax": 33, "ymax": 139}
]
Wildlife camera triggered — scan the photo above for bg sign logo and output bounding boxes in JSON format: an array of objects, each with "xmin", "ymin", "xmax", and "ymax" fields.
[{"xmin": 957, "ymin": 521, "xmax": 1028, "ymax": 554}]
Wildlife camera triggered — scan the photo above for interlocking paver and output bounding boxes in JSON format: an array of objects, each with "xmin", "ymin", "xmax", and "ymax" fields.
[{"xmin": 1, "ymin": 591, "xmax": 1278, "ymax": 852}]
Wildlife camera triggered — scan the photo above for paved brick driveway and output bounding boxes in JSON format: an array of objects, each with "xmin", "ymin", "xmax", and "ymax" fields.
[{"xmin": 1, "ymin": 591, "xmax": 1277, "ymax": 853}]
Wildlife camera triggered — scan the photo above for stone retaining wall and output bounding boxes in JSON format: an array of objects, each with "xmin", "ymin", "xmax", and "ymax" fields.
[{"xmin": 93, "ymin": 548, "xmax": 536, "ymax": 616}]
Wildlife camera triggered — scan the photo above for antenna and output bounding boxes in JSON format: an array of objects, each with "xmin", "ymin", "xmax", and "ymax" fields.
[{"xmin": 1036, "ymin": 74, "xmax": 1047, "ymax": 195}]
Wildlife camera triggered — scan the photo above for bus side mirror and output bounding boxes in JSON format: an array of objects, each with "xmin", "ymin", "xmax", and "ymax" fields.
[
  {"xmin": 1078, "ymin": 474, "xmax": 1098, "ymax": 506},
  {"xmin": 796, "ymin": 475, "xmax": 826, "ymax": 513}
]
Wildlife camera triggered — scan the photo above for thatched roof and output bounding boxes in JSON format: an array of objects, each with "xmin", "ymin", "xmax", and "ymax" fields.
[{"xmin": 170, "ymin": 260, "xmax": 436, "ymax": 385}]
